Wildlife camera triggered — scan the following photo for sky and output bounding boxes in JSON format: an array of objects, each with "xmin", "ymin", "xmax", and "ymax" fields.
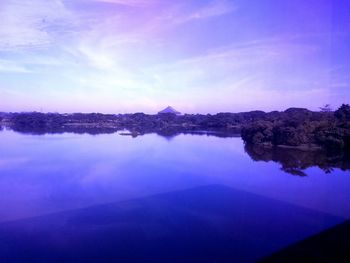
[{"xmin": 0, "ymin": 0, "xmax": 349, "ymax": 114}]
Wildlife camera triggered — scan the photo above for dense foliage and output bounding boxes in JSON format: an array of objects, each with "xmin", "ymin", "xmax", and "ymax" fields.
[{"xmin": 241, "ymin": 104, "xmax": 350, "ymax": 151}]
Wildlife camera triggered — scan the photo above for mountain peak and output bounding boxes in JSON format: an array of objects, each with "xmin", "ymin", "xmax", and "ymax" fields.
[{"xmin": 158, "ymin": 106, "xmax": 181, "ymax": 115}]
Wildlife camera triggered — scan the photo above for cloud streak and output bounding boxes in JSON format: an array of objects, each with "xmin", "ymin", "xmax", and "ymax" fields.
[
  {"xmin": 0, "ymin": 59, "xmax": 33, "ymax": 73},
  {"xmin": 176, "ymin": 0, "xmax": 237, "ymax": 24},
  {"xmin": 91, "ymin": 0, "xmax": 157, "ymax": 7},
  {"xmin": 0, "ymin": 0, "xmax": 75, "ymax": 51}
]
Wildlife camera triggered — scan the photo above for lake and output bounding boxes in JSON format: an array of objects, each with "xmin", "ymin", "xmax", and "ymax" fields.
[{"xmin": 0, "ymin": 130, "xmax": 349, "ymax": 262}]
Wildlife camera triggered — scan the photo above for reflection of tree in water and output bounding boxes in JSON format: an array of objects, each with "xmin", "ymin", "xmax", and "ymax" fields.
[
  {"xmin": 10, "ymin": 126, "xmax": 120, "ymax": 136},
  {"xmin": 245, "ymin": 144, "xmax": 350, "ymax": 176},
  {"xmin": 9, "ymin": 125, "xmax": 240, "ymax": 139}
]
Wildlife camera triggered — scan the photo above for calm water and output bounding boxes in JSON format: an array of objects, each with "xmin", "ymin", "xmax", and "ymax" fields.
[{"xmin": 0, "ymin": 130, "xmax": 349, "ymax": 262}]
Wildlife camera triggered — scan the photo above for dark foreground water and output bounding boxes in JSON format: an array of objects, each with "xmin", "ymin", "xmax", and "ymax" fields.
[{"xmin": 0, "ymin": 130, "xmax": 349, "ymax": 262}]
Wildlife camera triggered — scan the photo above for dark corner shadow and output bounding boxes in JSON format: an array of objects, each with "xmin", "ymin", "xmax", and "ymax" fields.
[
  {"xmin": 0, "ymin": 185, "xmax": 345, "ymax": 263},
  {"xmin": 258, "ymin": 219, "xmax": 350, "ymax": 263},
  {"xmin": 244, "ymin": 144, "xmax": 350, "ymax": 176}
]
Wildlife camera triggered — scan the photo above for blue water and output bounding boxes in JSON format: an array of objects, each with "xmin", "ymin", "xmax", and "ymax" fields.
[{"xmin": 0, "ymin": 130, "xmax": 349, "ymax": 262}]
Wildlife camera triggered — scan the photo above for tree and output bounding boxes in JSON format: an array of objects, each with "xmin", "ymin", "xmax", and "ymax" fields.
[
  {"xmin": 335, "ymin": 104, "xmax": 350, "ymax": 121},
  {"xmin": 319, "ymin": 104, "xmax": 332, "ymax": 112}
]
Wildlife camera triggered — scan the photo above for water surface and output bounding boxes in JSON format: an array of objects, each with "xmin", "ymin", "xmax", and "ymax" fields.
[{"xmin": 0, "ymin": 130, "xmax": 349, "ymax": 262}]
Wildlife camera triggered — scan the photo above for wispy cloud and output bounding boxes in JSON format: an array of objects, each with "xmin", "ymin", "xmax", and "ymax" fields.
[
  {"xmin": 138, "ymin": 36, "xmax": 332, "ymax": 112},
  {"xmin": 91, "ymin": 0, "xmax": 157, "ymax": 7},
  {"xmin": 0, "ymin": 59, "xmax": 32, "ymax": 73},
  {"xmin": 0, "ymin": 0, "xmax": 75, "ymax": 51},
  {"xmin": 176, "ymin": 0, "xmax": 237, "ymax": 24}
]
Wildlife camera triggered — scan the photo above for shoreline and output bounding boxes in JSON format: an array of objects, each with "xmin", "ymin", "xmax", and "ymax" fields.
[{"xmin": 1, "ymin": 105, "xmax": 349, "ymax": 152}]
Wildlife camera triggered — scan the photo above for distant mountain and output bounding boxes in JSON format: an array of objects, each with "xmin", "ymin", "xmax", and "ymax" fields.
[{"xmin": 158, "ymin": 106, "xmax": 181, "ymax": 115}]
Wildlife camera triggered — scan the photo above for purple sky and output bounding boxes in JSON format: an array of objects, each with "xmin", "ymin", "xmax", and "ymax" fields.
[{"xmin": 0, "ymin": 0, "xmax": 349, "ymax": 113}]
